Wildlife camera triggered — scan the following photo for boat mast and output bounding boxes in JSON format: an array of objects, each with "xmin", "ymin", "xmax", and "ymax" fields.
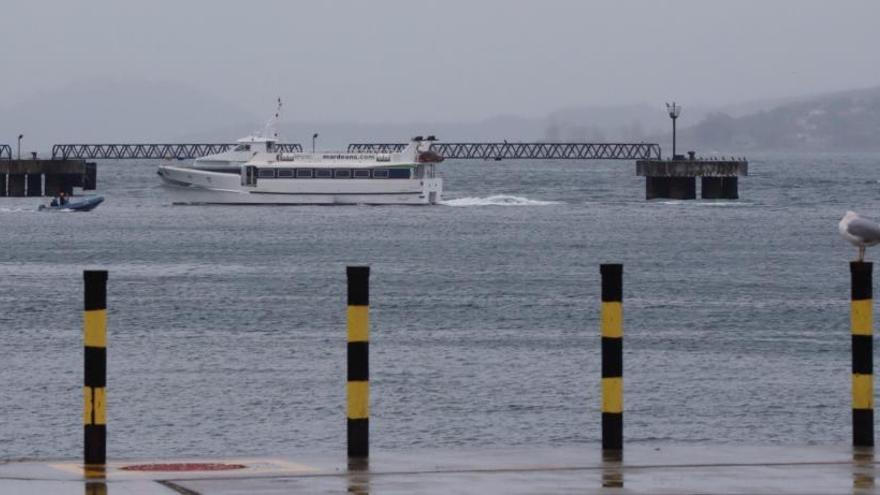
[{"xmin": 262, "ymin": 97, "xmax": 282, "ymax": 140}]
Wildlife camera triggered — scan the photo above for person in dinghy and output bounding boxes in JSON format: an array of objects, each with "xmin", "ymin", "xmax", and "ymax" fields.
[
  {"xmin": 49, "ymin": 191, "xmax": 69, "ymax": 207},
  {"xmin": 40, "ymin": 192, "xmax": 105, "ymax": 212}
]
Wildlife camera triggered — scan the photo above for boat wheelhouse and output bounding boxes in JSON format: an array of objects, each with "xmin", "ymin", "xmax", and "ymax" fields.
[
  {"xmin": 190, "ymin": 99, "xmax": 286, "ymax": 172},
  {"xmin": 189, "ymin": 135, "xmax": 282, "ymax": 172}
]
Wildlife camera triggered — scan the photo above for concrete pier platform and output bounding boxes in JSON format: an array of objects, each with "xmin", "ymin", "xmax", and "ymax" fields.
[
  {"xmin": 0, "ymin": 159, "xmax": 95, "ymax": 197},
  {"xmin": 637, "ymin": 158, "xmax": 748, "ymax": 200},
  {"xmin": 0, "ymin": 445, "xmax": 876, "ymax": 494}
]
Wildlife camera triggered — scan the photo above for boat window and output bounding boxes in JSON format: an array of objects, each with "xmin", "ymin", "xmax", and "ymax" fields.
[
  {"xmin": 373, "ymin": 169, "xmax": 389, "ymax": 178},
  {"xmin": 277, "ymin": 168, "xmax": 294, "ymax": 178},
  {"xmin": 334, "ymin": 169, "xmax": 351, "ymax": 178},
  {"xmin": 258, "ymin": 168, "xmax": 276, "ymax": 178},
  {"xmin": 353, "ymin": 169, "xmax": 371, "ymax": 178},
  {"xmin": 315, "ymin": 169, "xmax": 333, "ymax": 178},
  {"xmin": 388, "ymin": 168, "xmax": 411, "ymax": 179},
  {"xmin": 234, "ymin": 144, "xmax": 251, "ymax": 152},
  {"xmin": 296, "ymin": 169, "xmax": 313, "ymax": 178}
]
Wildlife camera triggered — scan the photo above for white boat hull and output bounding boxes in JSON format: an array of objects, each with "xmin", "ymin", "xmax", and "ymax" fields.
[{"xmin": 158, "ymin": 165, "xmax": 442, "ymax": 205}]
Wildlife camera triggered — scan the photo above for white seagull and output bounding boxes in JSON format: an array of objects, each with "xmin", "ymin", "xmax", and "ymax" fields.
[{"xmin": 839, "ymin": 211, "xmax": 880, "ymax": 261}]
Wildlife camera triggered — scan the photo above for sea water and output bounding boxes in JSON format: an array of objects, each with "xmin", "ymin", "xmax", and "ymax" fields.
[{"xmin": 1, "ymin": 152, "xmax": 878, "ymax": 460}]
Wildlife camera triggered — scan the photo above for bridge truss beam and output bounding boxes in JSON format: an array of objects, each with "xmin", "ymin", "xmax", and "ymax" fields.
[
  {"xmin": 51, "ymin": 143, "xmax": 303, "ymax": 160},
  {"xmin": 346, "ymin": 142, "xmax": 661, "ymax": 160}
]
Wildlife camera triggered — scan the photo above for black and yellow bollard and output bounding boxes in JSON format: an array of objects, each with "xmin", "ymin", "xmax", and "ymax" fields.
[
  {"xmin": 347, "ymin": 266, "xmax": 370, "ymax": 458},
  {"xmin": 851, "ymin": 262, "xmax": 874, "ymax": 447},
  {"xmin": 83, "ymin": 270, "xmax": 107, "ymax": 466},
  {"xmin": 601, "ymin": 264, "xmax": 623, "ymax": 451}
]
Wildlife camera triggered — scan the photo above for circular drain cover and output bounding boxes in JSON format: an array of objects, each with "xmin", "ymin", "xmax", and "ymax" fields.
[{"xmin": 121, "ymin": 463, "xmax": 246, "ymax": 472}]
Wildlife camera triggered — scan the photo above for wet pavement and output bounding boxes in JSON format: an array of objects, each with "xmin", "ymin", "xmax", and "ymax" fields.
[{"xmin": 0, "ymin": 445, "xmax": 876, "ymax": 494}]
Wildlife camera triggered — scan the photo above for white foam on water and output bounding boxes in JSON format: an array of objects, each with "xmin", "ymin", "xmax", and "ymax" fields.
[{"xmin": 442, "ymin": 195, "xmax": 562, "ymax": 207}]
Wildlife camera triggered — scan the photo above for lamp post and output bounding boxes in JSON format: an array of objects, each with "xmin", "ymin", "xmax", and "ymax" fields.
[
  {"xmin": 17, "ymin": 134, "xmax": 23, "ymax": 160},
  {"xmin": 665, "ymin": 102, "xmax": 681, "ymax": 159},
  {"xmin": 312, "ymin": 133, "xmax": 319, "ymax": 153}
]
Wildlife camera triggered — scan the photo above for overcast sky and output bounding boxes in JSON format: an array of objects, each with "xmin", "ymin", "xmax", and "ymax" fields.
[{"xmin": 1, "ymin": 0, "xmax": 878, "ymax": 122}]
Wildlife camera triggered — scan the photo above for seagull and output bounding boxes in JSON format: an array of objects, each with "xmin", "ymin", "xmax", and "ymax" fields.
[{"xmin": 839, "ymin": 211, "xmax": 880, "ymax": 261}]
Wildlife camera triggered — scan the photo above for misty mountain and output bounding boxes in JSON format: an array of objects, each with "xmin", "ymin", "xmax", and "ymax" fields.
[
  {"xmin": 679, "ymin": 85, "xmax": 880, "ymax": 151},
  {"xmin": 538, "ymin": 96, "xmax": 826, "ymax": 145}
]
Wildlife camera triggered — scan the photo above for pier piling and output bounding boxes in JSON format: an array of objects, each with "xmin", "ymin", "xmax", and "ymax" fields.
[
  {"xmin": 83, "ymin": 270, "xmax": 108, "ymax": 466},
  {"xmin": 8, "ymin": 173, "xmax": 25, "ymax": 196},
  {"xmin": 851, "ymin": 262, "xmax": 874, "ymax": 447},
  {"xmin": 601, "ymin": 264, "xmax": 623, "ymax": 451},
  {"xmin": 25, "ymin": 174, "xmax": 41, "ymax": 196},
  {"xmin": 347, "ymin": 266, "xmax": 370, "ymax": 458}
]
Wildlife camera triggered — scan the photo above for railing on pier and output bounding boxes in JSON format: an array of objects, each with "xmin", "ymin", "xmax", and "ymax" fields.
[
  {"xmin": 346, "ymin": 142, "xmax": 662, "ymax": 160},
  {"xmin": 51, "ymin": 143, "xmax": 303, "ymax": 160},
  {"xmin": 0, "ymin": 145, "xmax": 11, "ymax": 160}
]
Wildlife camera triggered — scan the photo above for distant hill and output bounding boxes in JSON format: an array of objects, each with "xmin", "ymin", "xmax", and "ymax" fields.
[
  {"xmin": 543, "ymin": 103, "xmax": 704, "ymax": 142},
  {"xmin": 679, "ymin": 86, "xmax": 880, "ymax": 151}
]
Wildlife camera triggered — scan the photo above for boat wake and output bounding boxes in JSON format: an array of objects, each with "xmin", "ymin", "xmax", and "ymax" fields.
[{"xmin": 442, "ymin": 195, "xmax": 562, "ymax": 207}]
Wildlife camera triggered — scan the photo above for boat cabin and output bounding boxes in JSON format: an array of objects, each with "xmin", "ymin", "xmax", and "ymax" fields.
[{"xmin": 233, "ymin": 135, "xmax": 278, "ymax": 153}]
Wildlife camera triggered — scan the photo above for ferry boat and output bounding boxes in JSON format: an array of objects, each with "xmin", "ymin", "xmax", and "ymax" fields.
[{"xmin": 157, "ymin": 136, "xmax": 444, "ymax": 205}]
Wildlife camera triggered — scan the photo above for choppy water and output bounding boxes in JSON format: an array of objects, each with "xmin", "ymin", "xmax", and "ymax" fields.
[{"xmin": 1, "ymin": 152, "xmax": 879, "ymax": 460}]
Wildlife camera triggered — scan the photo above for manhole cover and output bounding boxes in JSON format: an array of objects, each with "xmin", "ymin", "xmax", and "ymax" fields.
[{"xmin": 121, "ymin": 463, "xmax": 246, "ymax": 472}]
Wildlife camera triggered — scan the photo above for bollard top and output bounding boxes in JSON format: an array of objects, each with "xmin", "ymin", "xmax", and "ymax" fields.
[
  {"xmin": 850, "ymin": 262, "xmax": 873, "ymax": 301},
  {"xmin": 83, "ymin": 270, "xmax": 108, "ymax": 282},
  {"xmin": 83, "ymin": 270, "xmax": 108, "ymax": 311},
  {"xmin": 600, "ymin": 264, "xmax": 623, "ymax": 275},
  {"xmin": 347, "ymin": 266, "xmax": 370, "ymax": 306},
  {"xmin": 600, "ymin": 264, "xmax": 623, "ymax": 302},
  {"xmin": 850, "ymin": 261, "xmax": 874, "ymax": 272}
]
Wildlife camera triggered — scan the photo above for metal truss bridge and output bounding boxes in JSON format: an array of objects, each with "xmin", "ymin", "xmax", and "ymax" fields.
[
  {"xmin": 38, "ymin": 141, "xmax": 660, "ymax": 161},
  {"xmin": 0, "ymin": 145, "xmax": 11, "ymax": 160},
  {"xmin": 50, "ymin": 143, "xmax": 303, "ymax": 160},
  {"xmin": 347, "ymin": 142, "xmax": 662, "ymax": 160}
]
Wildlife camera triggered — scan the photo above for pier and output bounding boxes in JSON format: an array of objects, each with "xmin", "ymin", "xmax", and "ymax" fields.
[
  {"xmin": 0, "ymin": 158, "xmax": 95, "ymax": 197},
  {"xmin": 636, "ymin": 154, "xmax": 748, "ymax": 200},
  {"xmin": 3, "ymin": 139, "xmax": 749, "ymax": 200},
  {"xmin": 0, "ymin": 445, "xmax": 875, "ymax": 494}
]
